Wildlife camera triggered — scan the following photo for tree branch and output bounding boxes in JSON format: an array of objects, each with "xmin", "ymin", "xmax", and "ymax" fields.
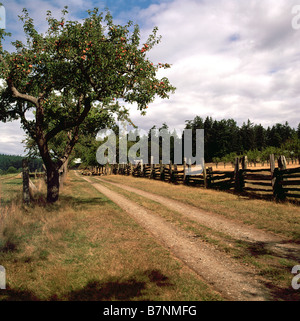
[
  {"xmin": 7, "ymin": 78, "xmax": 38, "ymax": 106},
  {"xmin": 57, "ymin": 127, "xmax": 80, "ymax": 169},
  {"xmin": 45, "ymin": 95, "xmax": 92, "ymax": 142},
  {"xmin": 0, "ymin": 53, "xmax": 39, "ymax": 106}
]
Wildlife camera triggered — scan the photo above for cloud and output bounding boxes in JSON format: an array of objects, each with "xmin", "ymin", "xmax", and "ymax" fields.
[
  {"xmin": 1, "ymin": 0, "xmax": 300, "ymax": 155},
  {"xmin": 0, "ymin": 120, "xmax": 27, "ymax": 155},
  {"xmin": 125, "ymin": 0, "xmax": 300, "ymax": 133}
]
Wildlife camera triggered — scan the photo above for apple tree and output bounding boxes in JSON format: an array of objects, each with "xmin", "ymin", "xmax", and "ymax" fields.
[{"xmin": 0, "ymin": 7, "xmax": 175, "ymax": 202}]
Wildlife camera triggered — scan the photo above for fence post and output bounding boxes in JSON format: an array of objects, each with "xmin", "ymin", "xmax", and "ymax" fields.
[
  {"xmin": 130, "ymin": 163, "xmax": 133, "ymax": 176},
  {"xmin": 159, "ymin": 160, "xmax": 164, "ymax": 180},
  {"xmin": 240, "ymin": 155, "xmax": 247, "ymax": 191},
  {"xmin": 150, "ymin": 156, "xmax": 154, "ymax": 179},
  {"xmin": 127, "ymin": 163, "xmax": 130, "ymax": 176},
  {"xmin": 169, "ymin": 160, "xmax": 173, "ymax": 182},
  {"xmin": 185, "ymin": 158, "xmax": 191, "ymax": 185},
  {"xmin": 277, "ymin": 155, "xmax": 287, "ymax": 201},
  {"xmin": 22, "ymin": 159, "xmax": 30, "ymax": 204},
  {"xmin": 241, "ymin": 156, "xmax": 248, "ymax": 170},
  {"xmin": 270, "ymin": 154, "xmax": 277, "ymax": 199},
  {"xmin": 183, "ymin": 158, "xmax": 186, "ymax": 184},
  {"xmin": 278, "ymin": 155, "xmax": 287, "ymax": 170},
  {"xmin": 203, "ymin": 165, "xmax": 207, "ymax": 188},
  {"xmin": 173, "ymin": 163, "xmax": 178, "ymax": 184},
  {"xmin": 234, "ymin": 157, "xmax": 240, "ymax": 192},
  {"xmin": 140, "ymin": 159, "xmax": 144, "ymax": 177}
]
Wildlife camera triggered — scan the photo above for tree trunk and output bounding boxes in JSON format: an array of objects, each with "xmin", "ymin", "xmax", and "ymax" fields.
[
  {"xmin": 47, "ymin": 166, "xmax": 60, "ymax": 203},
  {"xmin": 59, "ymin": 156, "xmax": 69, "ymax": 187}
]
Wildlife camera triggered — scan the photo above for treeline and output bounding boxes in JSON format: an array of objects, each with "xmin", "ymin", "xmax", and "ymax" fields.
[
  {"xmin": 0, "ymin": 154, "xmax": 43, "ymax": 175},
  {"xmin": 185, "ymin": 117, "xmax": 300, "ymax": 162},
  {"xmin": 73, "ymin": 116, "xmax": 300, "ymax": 167}
]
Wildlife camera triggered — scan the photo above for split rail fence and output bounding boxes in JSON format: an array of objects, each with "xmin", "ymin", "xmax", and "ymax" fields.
[{"xmin": 81, "ymin": 154, "xmax": 300, "ymax": 202}]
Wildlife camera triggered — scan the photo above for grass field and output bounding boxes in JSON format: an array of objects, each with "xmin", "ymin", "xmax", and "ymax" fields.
[
  {"xmin": 0, "ymin": 171, "xmax": 299, "ymax": 301},
  {"xmin": 0, "ymin": 173, "xmax": 221, "ymax": 301}
]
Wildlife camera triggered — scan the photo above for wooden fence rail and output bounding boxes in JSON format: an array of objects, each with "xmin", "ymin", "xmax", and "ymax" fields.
[{"xmin": 80, "ymin": 154, "xmax": 300, "ymax": 202}]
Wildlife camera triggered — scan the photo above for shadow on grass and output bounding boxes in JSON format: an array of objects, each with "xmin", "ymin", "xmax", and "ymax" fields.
[
  {"xmin": 264, "ymin": 281, "xmax": 300, "ymax": 301},
  {"xmin": 7, "ymin": 193, "xmax": 114, "ymax": 213},
  {"xmin": 232, "ymin": 239, "xmax": 300, "ymax": 301},
  {"xmin": 0, "ymin": 269, "xmax": 173, "ymax": 301},
  {"xmin": 246, "ymin": 242, "xmax": 273, "ymax": 257},
  {"xmin": 232, "ymin": 190, "xmax": 300, "ymax": 206},
  {"xmin": 61, "ymin": 269, "xmax": 173, "ymax": 301},
  {"xmin": 59, "ymin": 194, "xmax": 114, "ymax": 207},
  {"xmin": 0, "ymin": 285, "xmax": 40, "ymax": 301},
  {"xmin": 236, "ymin": 239, "xmax": 300, "ymax": 261},
  {"xmin": 64, "ymin": 279, "xmax": 146, "ymax": 301}
]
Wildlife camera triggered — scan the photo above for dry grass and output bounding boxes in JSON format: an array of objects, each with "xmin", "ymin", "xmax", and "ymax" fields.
[
  {"xmin": 0, "ymin": 172, "xmax": 221, "ymax": 301},
  {"xmin": 2, "ymin": 170, "xmax": 299, "ymax": 301}
]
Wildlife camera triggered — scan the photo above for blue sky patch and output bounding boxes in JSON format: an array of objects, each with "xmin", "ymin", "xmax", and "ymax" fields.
[{"xmin": 228, "ymin": 33, "xmax": 240, "ymax": 42}]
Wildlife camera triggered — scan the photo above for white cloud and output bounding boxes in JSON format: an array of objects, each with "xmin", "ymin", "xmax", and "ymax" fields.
[
  {"xmin": 126, "ymin": 0, "xmax": 300, "ymax": 132},
  {"xmin": 0, "ymin": 120, "xmax": 27, "ymax": 155}
]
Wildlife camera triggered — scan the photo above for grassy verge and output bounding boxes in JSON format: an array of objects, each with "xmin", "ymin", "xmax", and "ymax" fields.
[{"xmin": 0, "ymin": 172, "xmax": 221, "ymax": 301}]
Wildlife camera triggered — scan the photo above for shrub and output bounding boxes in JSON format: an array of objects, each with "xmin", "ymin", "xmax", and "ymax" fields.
[{"xmin": 6, "ymin": 166, "xmax": 18, "ymax": 174}]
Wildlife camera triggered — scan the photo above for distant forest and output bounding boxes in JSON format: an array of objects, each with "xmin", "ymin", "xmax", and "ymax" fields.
[
  {"xmin": 184, "ymin": 117, "xmax": 300, "ymax": 162},
  {"xmin": 0, "ymin": 154, "xmax": 43, "ymax": 174}
]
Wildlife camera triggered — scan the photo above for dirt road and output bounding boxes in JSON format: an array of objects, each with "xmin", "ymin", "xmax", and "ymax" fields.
[
  {"xmin": 95, "ymin": 178, "xmax": 300, "ymax": 262},
  {"xmin": 78, "ymin": 173, "xmax": 285, "ymax": 301}
]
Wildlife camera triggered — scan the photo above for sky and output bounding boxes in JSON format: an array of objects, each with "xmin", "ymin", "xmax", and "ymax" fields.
[{"xmin": 0, "ymin": 0, "xmax": 300, "ymax": 155}]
